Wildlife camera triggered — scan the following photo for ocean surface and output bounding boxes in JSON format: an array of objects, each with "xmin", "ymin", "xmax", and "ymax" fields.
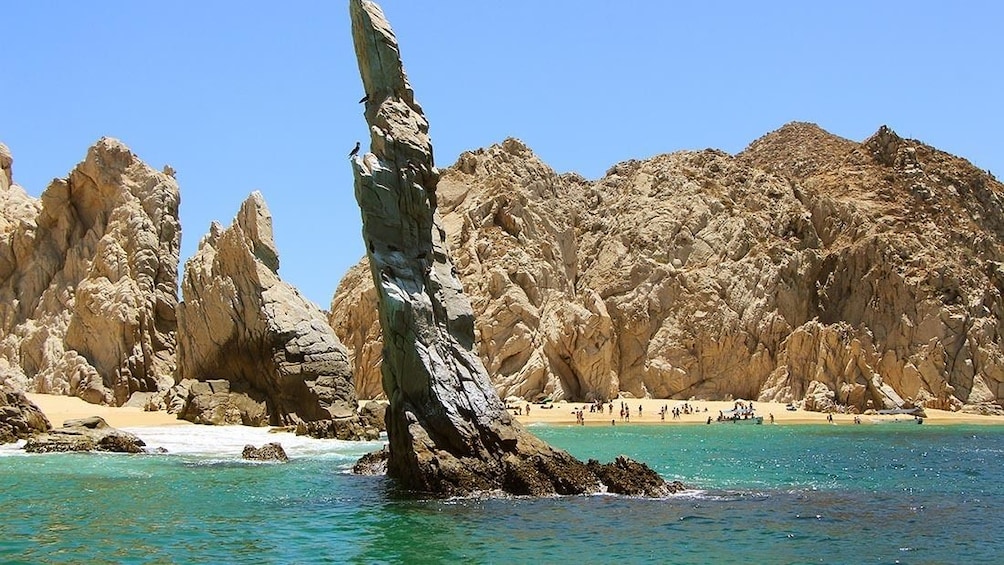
[{"xmin": 2, "ymin": 421, "xmax": 1002, "ymax": 564}]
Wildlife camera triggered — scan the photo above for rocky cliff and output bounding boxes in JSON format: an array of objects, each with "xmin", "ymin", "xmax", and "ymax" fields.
[
  {"xmin": 0, "ymin": 139, "xmax": 180, "ymax": 405},
  {"xmin": 175, "ymin": 192, "xmax": 375, "ymax": 438},
  {"xmin": 331, "ymin": 123, "xmax": 1004, "ymax": 413}
]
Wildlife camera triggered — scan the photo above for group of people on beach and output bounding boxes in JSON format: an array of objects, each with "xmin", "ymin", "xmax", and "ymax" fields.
[
  {"xmin": 566, "ymin": 400, "xmax": 719, "ymax": 426},
  {"xmin": 662, "ymin": 402, "xmax": 702, "ymax": 421}
]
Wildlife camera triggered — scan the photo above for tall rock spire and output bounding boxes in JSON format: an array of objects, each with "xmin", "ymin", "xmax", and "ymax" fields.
[{"xmin": 348, "ymin": 0, "xmax": 675, "ymax": 496}]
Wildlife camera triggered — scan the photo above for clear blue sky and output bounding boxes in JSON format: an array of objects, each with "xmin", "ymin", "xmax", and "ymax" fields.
[{"xmin": 5, "ymin": 1, "xmax": 1002, "ymax": 308}]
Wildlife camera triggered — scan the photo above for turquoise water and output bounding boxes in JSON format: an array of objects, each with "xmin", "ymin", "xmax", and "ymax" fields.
[{"xmin": 2, "ymin": 423, "xmax": 1002, "ymax": 564}]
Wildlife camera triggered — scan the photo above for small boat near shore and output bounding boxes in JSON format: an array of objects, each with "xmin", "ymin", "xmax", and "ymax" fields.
[
  {"xmin": 717, "ymin": 407, "xmax": 763, "ymax": 424},
  {"xmin": 877, "ymin": 406, "xmax": 923, "ymax": 416},
  {"xmin": 876, "ymin": 406, "xmax": 925, "ymax": 424}
]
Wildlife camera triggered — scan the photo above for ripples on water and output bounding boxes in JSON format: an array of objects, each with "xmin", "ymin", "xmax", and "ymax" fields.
[{"xmin": 1, "ymin": 424, "xmax": 1002, "ymax": 564}]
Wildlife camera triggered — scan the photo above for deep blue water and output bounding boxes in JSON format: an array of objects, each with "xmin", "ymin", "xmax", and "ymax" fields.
[{"xmin": 2, "ymin": 423, "xmax": 1002, "ymax": 564}]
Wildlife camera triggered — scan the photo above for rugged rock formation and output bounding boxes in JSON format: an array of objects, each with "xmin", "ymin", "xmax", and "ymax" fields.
[
  {"xmin": 0, "ymin": 388, "xmax": 51, "ymax": 443},
  {"xmin": 586, "ymin": 456, "xmax": 685, "ymax": 497},
  {"xmin": 358, "ymin": 400, "xmax": 387, "ymax": 432},
  {"xmin": 0, "ymin": 139, "xmax": 181, "ymax": 406},
  {"xmin": 172, "ymin": 378, "xmax": 268, "ymax": 426},
  {"xmin": 175, "ymin": 192, "xmax": 375, "ymax": 439},
  {"xmin": 24, "ymin": 415, "xmax": 146, "ymax": 453},
  {"xmin": 743, "ymin": 123, "xmax": 1003, "ymax": 411},
  {"xmin": 330, "ymin": 263, "xmax": 383, "ymax": 399},
  {"xmin": 332, "ymin": 121, "xmax": 1004, "ymax": 413},
  {"xmin": 347, "ymin": 0, "xmax": 674, "ymax": 496},
  {"xmin": 242, "ymin": 442, "xmax": 289, "ymax": 462}
]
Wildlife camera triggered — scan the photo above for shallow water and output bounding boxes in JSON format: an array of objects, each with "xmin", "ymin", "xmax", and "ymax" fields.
[{"xmin": 2, "ymin": 423, "xmax": 1001, "ymax": 564}]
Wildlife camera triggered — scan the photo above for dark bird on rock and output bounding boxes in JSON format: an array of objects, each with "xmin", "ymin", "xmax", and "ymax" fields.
[
  {"xmin": 349, "ymin": 141, "xmax": 360, "ymax": 158},
  {"xmin": 359, "ymin": 94, "xmax": 369, "ymax": 103}
]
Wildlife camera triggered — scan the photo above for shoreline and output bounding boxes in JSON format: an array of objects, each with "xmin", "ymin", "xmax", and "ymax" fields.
[
  {"xmin": 23, "ymin": 394, "xmax": 1004, "ymax": 431},
  {"xmin": 510, "ymin": 398, "xmax": 1004, "ymax": 427}
]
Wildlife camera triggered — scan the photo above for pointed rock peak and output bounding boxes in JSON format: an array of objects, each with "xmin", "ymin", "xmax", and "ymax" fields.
[
  {"xmin": 86, "ymin": 137, "xmax": 136, "ymax": 169},
  {"xmin": 95, "ymin": 136, "xmax": 129, "ymax": 150},
  {"xmin": 198, "ymin": 220, "xmax": 225, "ymax": 251},
  {"xmin": 0, "ymin": 142, "xmax": 13, "ymax": 189},
  {"xmin": 862, "ymin": 124, "xmax": 905, "ymax": 166},
  {"xmin": 351, "ymin": 0, "xmax": 434, "ymax": 180},
  {"xmin": 236, "ymin": 191, "xmax": 279, "ymax": 273},
  {"xmin": 351, "ymin": 0, "xmax": 407, "ymax": 101},
  {"xmin": 501, "ymin": 137, "xmax": 532, "ymax": 156},
  {"xmin": 451, "ymin": 137, "xmax": 558, "ymax": 182},
  {"xmin": 742, "ymin": 121, "xmax": 853, "ymax": 156},
  {"xmin": 739, "ymin": 121, "xmax": 857, "ymax": 178},
  {"xmin": 773, "ymin": 121, "xmax": 830, "ymax": 137}
]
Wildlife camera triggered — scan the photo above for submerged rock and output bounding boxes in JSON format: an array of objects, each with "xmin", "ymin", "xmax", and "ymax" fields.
[
  {"xmin": 347, "ymin": 0, "xmax": 672, "ymax": 496},
  {"xmin": 24, "ymin": 416, "xmax": 145, "ymax": 453},
  {"xmin": 586, "ymin": 456, "xmax": 686, "ymax": 497},
  {"xmin": 351, "ymin": 446, "xmax": 389, "ymax": 476}
]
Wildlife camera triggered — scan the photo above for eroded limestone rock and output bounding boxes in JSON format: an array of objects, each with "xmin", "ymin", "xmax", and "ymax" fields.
[
  {"xmin": 176, "ymin": 192, "xmax": 373, "ymax": 439},
  {"xmin": 0, "ymin": 138, "xmax": 180, "ymax": 406}
]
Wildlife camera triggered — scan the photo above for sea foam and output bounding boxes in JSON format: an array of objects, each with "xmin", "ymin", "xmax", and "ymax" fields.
[{"xmin": 127, "ymin": 425, "xmax": 386, "ymax": 462}]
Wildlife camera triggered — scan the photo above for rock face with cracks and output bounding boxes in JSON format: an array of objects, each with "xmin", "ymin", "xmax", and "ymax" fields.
[
  {"xmin": 0, "ymin": 139, "xmax": 180, "ymax": 406},
  {"xmin": 333, "ymin": 122, "xmax": 1004, "ymax": 415},
  {"xmin": 0, "ymin": 388, "xmax": 51, "ymax": 443},
  {"xmin": 176, "ymin": 192, "xmax": 375, "ymax": 439},
  {"xmin": 347, "ymin": 0, "xmax": 676, "ymax": 496}
]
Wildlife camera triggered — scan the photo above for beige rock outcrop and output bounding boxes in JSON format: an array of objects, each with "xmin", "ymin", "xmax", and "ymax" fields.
[
  {"xmin": 176, "ymin": 192, "xmax": 374, "ymax": 438},
  {"xmin": 0, "ymin": 138, "xmax": 180, "ymax": 405},
  {"xmin": 331, "ymin": 122, "xmax": 1004, "ymax": 413}
]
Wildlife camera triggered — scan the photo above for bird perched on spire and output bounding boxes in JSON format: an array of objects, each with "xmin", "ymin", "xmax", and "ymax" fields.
[{"xmin": 349, "ymin": 141, "xmax": 361, "ymax": 158}]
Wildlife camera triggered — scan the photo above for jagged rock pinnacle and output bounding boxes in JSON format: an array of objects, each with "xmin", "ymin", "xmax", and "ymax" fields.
[{"xmin": 346, "ymin": 0, "xmax": 676, "ymax": 496}]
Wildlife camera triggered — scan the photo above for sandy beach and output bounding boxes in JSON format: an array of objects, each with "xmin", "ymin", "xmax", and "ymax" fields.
[
  {"xmin": 24, "ymin": 393, "xmax": 1004, "ymax": 430},
  {"xmin": 509, "ymin": 398, "xmax": 1004, "ymax": 427},
  {"xmin": 26, "ymin": 393, "xmax": 191, "ymax": 429}
]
